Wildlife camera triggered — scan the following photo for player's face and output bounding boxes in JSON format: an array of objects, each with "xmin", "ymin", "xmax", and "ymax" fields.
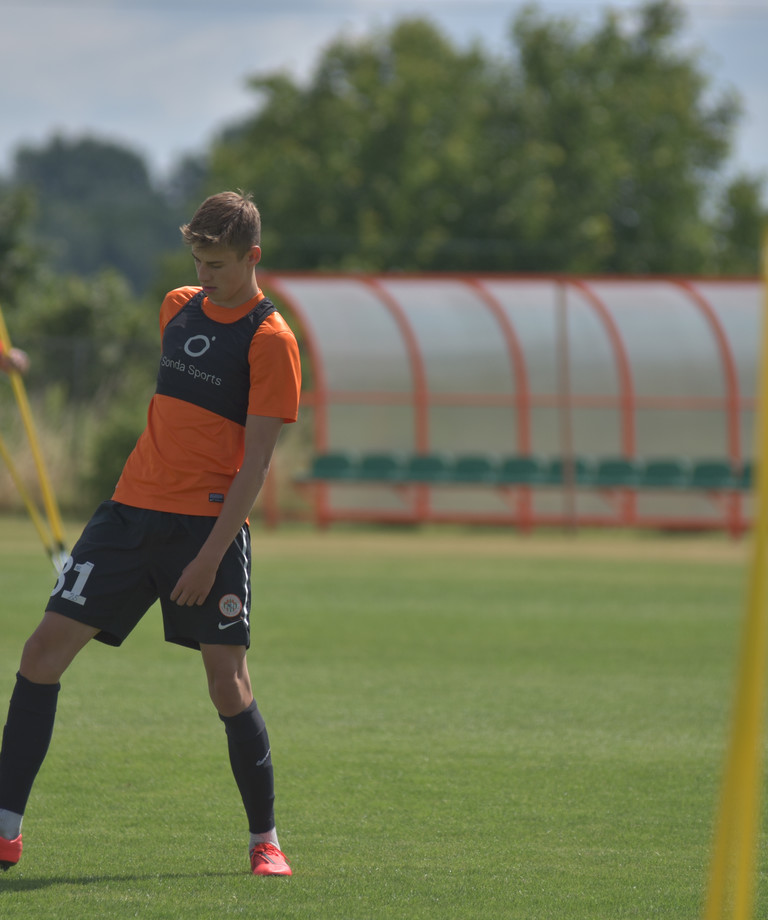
[{"xmin": 192, "ymin": 243, "xmax": 261, "ymax": 309}]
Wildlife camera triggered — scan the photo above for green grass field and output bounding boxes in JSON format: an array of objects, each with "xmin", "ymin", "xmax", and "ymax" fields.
[{"xmin": 0, "ymin": 516, "xmax": 760, "ymax": 919}]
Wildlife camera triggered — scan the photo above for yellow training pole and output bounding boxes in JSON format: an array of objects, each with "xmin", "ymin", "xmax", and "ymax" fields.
[
  {"xmin": 0, "ymin": 303, "xmax": 67, "ymax": 567},
  {"xmin": 702, "ymin": 228, "xmax": 768, "ymax": 920},
  {"xmin": 0, "ymin": 430, "xmax": 58, "ymax": 559}
]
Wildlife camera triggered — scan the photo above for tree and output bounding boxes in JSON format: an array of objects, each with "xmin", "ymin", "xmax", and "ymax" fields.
[
  {"xmin": 208, "ymin": 18, "xmax": 500, "ymax": 270},
  {"xmin": 713, "ymin": 175, "xmax": 765, "ymax": 275},
  {"xmin": 12, "ymin": 136, "xmax": 183, "ymax": 292},
  {"xmin": 204, "ymin": 1, "xmax": 764, "ymax": 274},
  {"xmin": 0, "ymin": 181, "xmax": 159, "ymax": 404},
  {"xmin": 501, "ymin": 0, "xmax": 742, "ymax": 272},
  {"xmin": 0, "ymin": 206, "xmax": 159, "ymax": 512},
  {"xmin": 0, "ymin": 185, "xmax": 46, "ymax": 309}
]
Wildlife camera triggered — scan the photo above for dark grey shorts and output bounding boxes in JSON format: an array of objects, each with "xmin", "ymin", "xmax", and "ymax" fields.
[{"xmin": 47, "ymin": 501, "xmax": 251, "ymax": 650}]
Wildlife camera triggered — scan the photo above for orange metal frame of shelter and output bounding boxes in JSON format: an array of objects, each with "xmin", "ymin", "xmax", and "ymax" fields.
[{"xmin": 260, "ymin": 272, "xmax": 760, "ymax": 533}]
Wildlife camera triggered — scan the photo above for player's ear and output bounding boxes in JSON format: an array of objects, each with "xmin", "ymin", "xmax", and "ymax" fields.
[{"xmin": 248, "ymin": 246, "xmax": 262, "ymax": 266}]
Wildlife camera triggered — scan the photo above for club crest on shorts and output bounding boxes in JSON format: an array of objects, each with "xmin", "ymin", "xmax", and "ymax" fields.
[{"xmin": 218, "ymin": 594, "xmax": 243, "ymax": 618}]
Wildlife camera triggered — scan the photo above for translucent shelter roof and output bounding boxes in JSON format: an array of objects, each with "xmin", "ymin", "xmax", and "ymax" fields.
[{"xmin": 262, "ymin": 273, "xmax": 762, "ymax": 530}]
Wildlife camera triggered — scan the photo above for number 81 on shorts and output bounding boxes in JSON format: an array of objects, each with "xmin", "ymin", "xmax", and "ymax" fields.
[{"xmin": 51, "ymin": 556, "xmax": 94, "ymax": 607}]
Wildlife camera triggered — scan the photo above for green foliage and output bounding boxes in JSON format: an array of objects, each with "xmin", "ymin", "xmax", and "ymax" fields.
[
  {"xmin": 81, "ymin": 400, "xmax": 146, "ymax": 507},
  {"xmin": 8, "ymin": 269, "xmax": 157, "ymax": 404},
  {"xmin": 713, "ymin": 174, "xmax": 766, "ymax": 274},
  {"xmin": 208, "ymin": 19, "xmax": 507, "ymax": 270},
  {"xmin": 205, "ymin": 0, "xmax": 764, "ymax": 274},
  {"xmin": 504, "ymin": 0, "xmax": 740, "ymax": 272},
  {"xmin": 149, "ymin": 245, "xmax": 196, "ymax": 309},
  {"xmin": 14, "ymin": 268, "xmax": 153, "ymax": 342},
  {"xmin": 3, "ymin": 1, "xmax": 765, "ymax": 281},
  {"xmin": 0, "ymin": 186, "xmax": 46, "ymax": 308},
  {"xmin": 12, "ymin": 135, "xmax": 184, "ymax": 293},
  {"xmin": 0, "ymin": 188, "xmax": 160, "ymax": 513}
]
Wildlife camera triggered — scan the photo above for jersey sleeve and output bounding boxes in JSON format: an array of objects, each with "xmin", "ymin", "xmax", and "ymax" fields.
[{"xmin": 247, "ymin": 314, "xmax": 301, "ymax": 422}]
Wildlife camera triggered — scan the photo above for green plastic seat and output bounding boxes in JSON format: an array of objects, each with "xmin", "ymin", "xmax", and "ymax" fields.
[
  {"xmin": 544, "ymin": 457, "xmax": 594, "ymax": 486},
  {"xmin": 357, "ymin": 452, "xmax": 404, "ymax": 481},
  {"xmin": 593, "ymin": 457, "xmax": 641, "ymax": 488},
  {"xmin": 306, "ymin": 452, "xmax": 358, "ymax": 480},
  {"xmin": 638, "ymin": 458, "xmax": 690, "ymax": 489},
  {"xmin": 450, "ymin": 454, "xmax": 498, "ymax": 484},
  {"xmin": 497, "ymin": 455, "xmax": 547, "ymax": 485},
  {"xmin": 689, "ymin": 459, "xmax": 737, "ymax": 490},
  {"xmin": 403, "ymin": 453, "xmax": 452, "ymax": 483}
]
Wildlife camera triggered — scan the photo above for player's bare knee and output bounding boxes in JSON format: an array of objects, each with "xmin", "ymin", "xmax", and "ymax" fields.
[
  {"xmin": 19, "ymin": 632, "xmax": 62, "ymax": 684},
  {"xmin": 19, "ymin": 613, "xmax": 94, "ymax": 684},
  {"xmin": 208, "ymin": 675, "xmax": 252, "ymax": 718},
  {"xmin": 201, "ymin": 645, "xmax": 252, "ymax": 716}
]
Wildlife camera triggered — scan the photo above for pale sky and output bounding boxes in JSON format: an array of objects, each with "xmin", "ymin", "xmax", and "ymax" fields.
[{"xmin": 1, "ymin": 0, "xmax": 766, "ymax": 190}]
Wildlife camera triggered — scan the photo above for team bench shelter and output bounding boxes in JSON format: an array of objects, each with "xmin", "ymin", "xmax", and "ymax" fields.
[{"xmin": 259, "ymin": 273, "xmax": 761, "ymax": 535}]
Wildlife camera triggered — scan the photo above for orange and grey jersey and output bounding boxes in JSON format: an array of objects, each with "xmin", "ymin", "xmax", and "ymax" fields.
[{"xmin": 112, "ymin": 285, "xmax": 301, "ymax": 516}]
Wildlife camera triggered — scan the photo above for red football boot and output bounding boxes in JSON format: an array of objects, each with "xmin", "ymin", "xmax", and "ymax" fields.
[
  {"xmin": 0, "ymin": 834, "xmax": 22, "ymax": 871},
  {"xmin": 249, "ymin": 842, "xmax": 292, "ymax": 876}
]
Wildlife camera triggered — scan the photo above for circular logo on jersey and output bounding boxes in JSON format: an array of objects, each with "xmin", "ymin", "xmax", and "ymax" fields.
[
  {"xmin": 219, "ymin": 594, "xmax": 243, "ymax": 618},
  {"xmin": 184, "ymin": 334, "xmax": 214, "ymax": 357}
]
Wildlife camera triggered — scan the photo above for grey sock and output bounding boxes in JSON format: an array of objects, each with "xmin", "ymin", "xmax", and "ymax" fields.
[
  {"xmin": 250, "ymin": 829, "xmax": 279, "ymax": 851},
  {"xmin": 0, "ymin": 809, "xmax": 22, "ymax": 840}
]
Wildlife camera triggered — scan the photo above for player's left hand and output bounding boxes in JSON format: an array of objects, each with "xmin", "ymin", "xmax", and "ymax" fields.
[{"xmin": 170, "ymin": 555, "xmax": 219, "ymax": 606}]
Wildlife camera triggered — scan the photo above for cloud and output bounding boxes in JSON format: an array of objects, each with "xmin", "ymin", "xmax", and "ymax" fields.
[
  {"xmin": 0, "ymin": 4, "xmax": 348, "ymax": 174},
  {"xmin": 1, "ymin": 0, "xmax": 766, "ymax": 181}
]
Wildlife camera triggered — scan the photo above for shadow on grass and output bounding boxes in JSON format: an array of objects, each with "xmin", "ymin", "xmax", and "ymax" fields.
[{"xmin": 0, "ymin": 869, "xmax": 243, "ymax": 891}]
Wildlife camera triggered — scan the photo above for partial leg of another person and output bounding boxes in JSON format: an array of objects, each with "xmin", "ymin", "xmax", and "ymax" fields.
[{"xmin": 0, "ymin": 612, "xmax": 97, "ymax": 868}]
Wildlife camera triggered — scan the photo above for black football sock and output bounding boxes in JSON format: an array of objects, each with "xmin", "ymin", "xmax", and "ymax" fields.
[
  {"xmin": 0, "ymin": 673, "xmax": 60, "ymax": 819},
  {"xmin": 220, "ymin": 699, "xmax": 276, "ymax": 834}
]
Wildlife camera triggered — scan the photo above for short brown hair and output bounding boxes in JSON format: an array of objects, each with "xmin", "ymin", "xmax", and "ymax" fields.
[{"xmin": 180, "ymin": 191, "xmax": 261, "ymax": 253}]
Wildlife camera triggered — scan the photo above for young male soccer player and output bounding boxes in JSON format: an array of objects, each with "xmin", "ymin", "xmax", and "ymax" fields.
[{"xmin": 0, "ymin": 191, "xmax": 301, "ymax": 877}]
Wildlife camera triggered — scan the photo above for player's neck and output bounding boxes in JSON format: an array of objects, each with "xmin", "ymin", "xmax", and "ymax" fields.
[{"xmin": 206, "ymin": 276, "xmax": 259, "ymax": 310}]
